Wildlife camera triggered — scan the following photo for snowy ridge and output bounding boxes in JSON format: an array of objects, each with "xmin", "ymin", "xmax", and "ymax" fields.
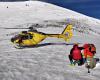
[{"xmin": 0, "ymin": 1, "xmax": 100, "ymax": 26}]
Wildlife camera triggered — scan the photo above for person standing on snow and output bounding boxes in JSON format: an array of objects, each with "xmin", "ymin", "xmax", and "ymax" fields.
[
  {"xmin": 68, "ymin": 44, "xmax": 84, "ymax": 66},
  {"xmin": 82, "ymin": 44, "xmax": 96, "ymax": 61},
  {"xmin": 82, "ymin": 43, "xmax": 98, "ymax": 73}
]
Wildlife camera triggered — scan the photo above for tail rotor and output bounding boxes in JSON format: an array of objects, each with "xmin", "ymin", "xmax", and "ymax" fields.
[{"xmin": 62, "ymin": 24, "xmax": 73, "ymax": 42}]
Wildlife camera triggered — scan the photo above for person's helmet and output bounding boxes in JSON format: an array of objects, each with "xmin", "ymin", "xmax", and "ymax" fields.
[
  {"xmin": 73, "ymin": 44, "xmax": 78, "ymax": 48},
  {"xmin": 83, "ymin": 44, "xmax": 89, "ymax": 48}
]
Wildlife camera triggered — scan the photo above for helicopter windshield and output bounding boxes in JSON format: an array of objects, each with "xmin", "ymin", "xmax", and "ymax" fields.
[
  {"xmin": 14, "ymin": 35, "xmax": 21, "ymax": 40},
  {"xmin": 21, "ymin": 33, "xmax": 33, "ymax": 40}
]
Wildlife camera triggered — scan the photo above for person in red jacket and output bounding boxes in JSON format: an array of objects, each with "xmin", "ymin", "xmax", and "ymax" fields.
[
  {"xmin": 83, "ymin": 44, "xmax": 96, "ymax": 59},
  {"xmin": 82, "ymin": 43, "xmax": 97, "ymax": 65},
  {"xmin": 69, "ymin": 44, "xmax": 84, "ymax": 66},
  {"xmin": 83, "ymin": 43, "xmax": 97, "ymax": 73}
]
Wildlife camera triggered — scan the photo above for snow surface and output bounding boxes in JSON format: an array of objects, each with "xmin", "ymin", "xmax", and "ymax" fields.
[{"xmin": 0, "ymin": 1, "xmax": 100, "ymax": 80}]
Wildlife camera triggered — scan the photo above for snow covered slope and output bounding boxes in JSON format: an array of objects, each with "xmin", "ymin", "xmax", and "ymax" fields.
[
  {"xmin": 0, "ymin": 1, "xmax": 100, "ymax": 80},
  {"xmin": 0, "ymin": 1, "xmax": 100, "ymax": 35},
  {"xmin": 0, "ymin": 1, "xmax": 100, "ymax": 26}
]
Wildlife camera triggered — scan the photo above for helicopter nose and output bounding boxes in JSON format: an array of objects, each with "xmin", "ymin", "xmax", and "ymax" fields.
[{"xmin": 11, "ymin": 38, "xmax": 14, "ymax": 43}]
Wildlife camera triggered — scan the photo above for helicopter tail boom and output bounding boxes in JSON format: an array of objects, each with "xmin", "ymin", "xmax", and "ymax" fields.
[{"xmin": 46, "ymin": 24, "xmax": 73, "ymax": 42}]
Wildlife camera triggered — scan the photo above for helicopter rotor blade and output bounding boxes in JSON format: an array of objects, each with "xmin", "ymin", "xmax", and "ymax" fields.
[{"xmin": 0, "ymin": 27, "xmax": 29, "ymax": 29}]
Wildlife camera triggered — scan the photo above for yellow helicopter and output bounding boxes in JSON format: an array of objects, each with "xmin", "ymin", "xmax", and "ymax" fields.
[{"xmin": 9, "ymin": 24, "xmax": 73, "ymax": 48}]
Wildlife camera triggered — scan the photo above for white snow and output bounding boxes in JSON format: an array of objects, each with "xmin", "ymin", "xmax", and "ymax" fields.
[
  {"xmin": 95, "ymin": 63, "xmax": 100, "ymax": 69},
  {"xmin": 0, "ymin": 1, "xmax": 100, "ymax": 80}
]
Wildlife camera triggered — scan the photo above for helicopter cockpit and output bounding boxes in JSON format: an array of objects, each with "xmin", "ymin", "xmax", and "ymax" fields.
[
  {"xmin": 20, "ymin": 31, "xmax": 33, "ymax": 40},
  {"xmin": 11, "ymin": 31, "xmax": 33, "ymax": 43}
]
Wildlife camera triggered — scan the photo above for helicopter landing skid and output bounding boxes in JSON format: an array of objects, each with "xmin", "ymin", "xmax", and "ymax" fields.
[{"xmin": 14, "ymin": 44, "xmax": 24, "ymax": 49}]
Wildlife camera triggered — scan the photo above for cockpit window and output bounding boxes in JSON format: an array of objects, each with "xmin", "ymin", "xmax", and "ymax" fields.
[
  {"xmin": 21, "ymin": 34, "xmax": 33, "ymax": 40},
  {"xmin": 14, "ymin": 35, "xmax": 21, "ymax": 39}
]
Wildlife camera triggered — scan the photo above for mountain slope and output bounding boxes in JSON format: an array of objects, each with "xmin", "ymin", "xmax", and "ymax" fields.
[
  {"xmin": 0, "ymin": 1, "xmax": 100, "ymax": 80},
  {"xmin": 0, "ymin": 1, "xmax": 100, "ymax": 25},
  {"xmin": 0, "ymin": 1, "xmax": 100, "ymax": 35}
]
